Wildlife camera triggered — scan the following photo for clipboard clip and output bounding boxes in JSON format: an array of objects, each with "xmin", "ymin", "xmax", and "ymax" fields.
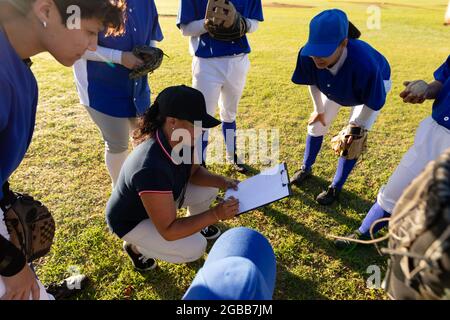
[{"xmin": 280, "ymin": 169, "xmax": 289, "ymax": 187}]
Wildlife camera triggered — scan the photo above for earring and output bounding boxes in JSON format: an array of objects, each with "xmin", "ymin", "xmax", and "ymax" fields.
[
  {"xmin": 172, "ymin": 128, "xmax": 175, "ymax": 131},
  {"xmin": 42, "ymin": 21, "xmax": 47, "ymax": 28}
]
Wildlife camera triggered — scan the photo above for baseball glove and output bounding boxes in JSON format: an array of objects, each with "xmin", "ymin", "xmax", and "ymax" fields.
[
  {"xmin": 383, "ymin": 148, "xmax": 450, "ymax": 300},
  {"xmin": 330, "ymin": 124, "xmax": 368, "ymax": 160},
  {"xmin": 129, "ymin": 45, "xmax": 165, "ymax": 80},
  {"xmin": 204, "ymin": 0, "xmax": 248, "ymax": 41},
  {"xmin": 1, "ymin": 190, "xmax": 55, "ymax": 263}
]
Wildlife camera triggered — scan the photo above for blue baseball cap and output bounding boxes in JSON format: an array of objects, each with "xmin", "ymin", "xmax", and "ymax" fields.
[
  {"xmin": 301, "ymin": 9, "xmax": 349, "ymax": 58},
  {"xmin": 183, "ymin": 227, "xmax": 276, "ymax": 300}
]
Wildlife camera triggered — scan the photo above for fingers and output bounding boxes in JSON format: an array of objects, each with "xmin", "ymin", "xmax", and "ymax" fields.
[{"xmin": 319, "ymin": 117, "xmax": 326, "ymax": 127}]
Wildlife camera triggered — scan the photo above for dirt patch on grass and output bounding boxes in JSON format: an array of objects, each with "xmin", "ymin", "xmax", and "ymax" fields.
[{"xmin": 265, "ymin": 2, "xmax": 315, "ymax": 9}]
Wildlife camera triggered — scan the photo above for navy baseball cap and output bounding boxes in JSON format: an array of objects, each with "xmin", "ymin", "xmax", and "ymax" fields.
[
  {"xmin": 183, "ymin": 227, "xmax": 276, "ymax": 300},
  {"xmin": 302, "ymin": 9, "xmax": 349, "ymax": 58},
  {"xmin": 155, "ymin": 85, "xmax": 221, "ymax": 129}
]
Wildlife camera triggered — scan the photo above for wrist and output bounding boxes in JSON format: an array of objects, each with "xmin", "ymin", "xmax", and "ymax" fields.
[{"xmin": 210, "ymin": 207, "xmax": 220, "ymax": 222}]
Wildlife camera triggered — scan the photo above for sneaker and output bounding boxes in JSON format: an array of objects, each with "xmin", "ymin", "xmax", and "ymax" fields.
[
  {"xmin": 45, "ymin": 274, "xmax": 89, "ymax": 300},
  {"xmin": 123, "ymin": 242, "xmax": 157, "ymax": 272},
  {"xmin": 316, "ymin": 185, "xmax": 340, "ymax": 205},
  {"xmin": 201, "ymin": 225, "xmax": 221, "ymax": 240},
  {"xmin": 290, "ymin": 165, "xmax": 312, "ymax": 186},
  {"xmin": 334, "ymin": 230, "xmax": 370, "ymax": 251}
]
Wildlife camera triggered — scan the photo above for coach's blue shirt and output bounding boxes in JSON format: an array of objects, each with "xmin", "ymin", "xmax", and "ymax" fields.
[
  {"xmin": 177, "ymin": 0, "xmax": 264, "ymax": 58},
  {"xmin": 82, "ymin": 0, "xmax": 163, "ymax": 118},
  {"xmin": 106, "ymin": 129, "xmax": 192, "ymax": 238},
  {"xmin": 432, "ymin": 55, "xmax": 450, "ymax": 130},
  {"xmin": 0, "ymin": 30, "xmax": 38, "ymax": 200},
  {"xmin": 292, "ymin": 39, "xmax": 391, "ymax": 111}
]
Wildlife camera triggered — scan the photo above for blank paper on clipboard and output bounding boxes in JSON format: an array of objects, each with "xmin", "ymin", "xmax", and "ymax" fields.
[{"xmin": 225, "ymin": 163, "xmax": 292, "ymax": 215}]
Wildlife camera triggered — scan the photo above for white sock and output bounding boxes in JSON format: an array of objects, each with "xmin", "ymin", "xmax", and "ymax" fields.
[{"xmin": 105, "ymin": 150, "xmax": 128, "ymax": 188}]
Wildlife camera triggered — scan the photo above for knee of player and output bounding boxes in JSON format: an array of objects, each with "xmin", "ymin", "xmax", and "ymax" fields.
[
  {"xmin": 181, "ymin": 236, "xmax": 207, "ymax": 262},
  {"xmin": 308, "ymin": 123, "xmax": 329, "ymax": 137},
  {"xmin": 105, "ymin": 140, "xmax": 129, "ymax": 154}
]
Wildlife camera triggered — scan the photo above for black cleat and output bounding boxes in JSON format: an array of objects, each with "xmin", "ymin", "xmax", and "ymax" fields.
[
  {"xmin": 45, "ymin": 274, "xmax": 89, "ymax": 300},
  {"xmin": 201, "ymin": 225, "xmax": 221, "ymax": 240},
  {"xmin": 228, "ymin": 154, "xmax": 250, "ymax": 174},
  {"xmin": 334, "ymin": 230, "xmax": 370, "ymax": 251},
  {"xmin": 290, "ymin": 165, "xmax": 312, "ymax": 186},
  {"xmin": 123, "ymin": 242, "xmax": 157, "ymax": 272},
  {"xmin": 316, "ymin": 185, "xmax": 340, "ymax": 205}
]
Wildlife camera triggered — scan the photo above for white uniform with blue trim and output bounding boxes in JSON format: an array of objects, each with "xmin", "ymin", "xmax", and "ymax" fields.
[
  {"xmin": 377, "ymin": 56, "xmax": 450, "ymax": 213},
  {"xmin": 177, "ymin": 0, "xmax": 264, "ymax": 161}
]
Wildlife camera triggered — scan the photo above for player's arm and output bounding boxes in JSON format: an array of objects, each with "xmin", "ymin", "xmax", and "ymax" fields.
[
  {"xmin": 400, "ymin": 80, "xmax": 443, "ymax": 104},
  {"xmin": 81, "ymin": 46, "xmax": 144, "ymax": 70},
  {"xmin": 307, "ymin": 85, "xmax": 326, "ymax": 126},
  {"xmin": 189, "ymin": 165, "xmax": 239, "ymax": 191},
  {"xmin": 180, "ymin": 19, "xmax": 208, "ymax": 37},
  {"xmin": 140, "ymin": 192, "xmax": 238, "ymax": 241}
]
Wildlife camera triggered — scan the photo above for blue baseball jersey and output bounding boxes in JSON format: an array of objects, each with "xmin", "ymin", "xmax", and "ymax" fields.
[
  {"xmin": 0, "ymin": 30, "xmax": 38, "ymax": 200},
  {"xmin": 292, "ymin": 39, "xmax": 391, "ymax": 111},
  {"xmin": 432, "ymin": 55, "xmax": 450, "ymax": 130},
  {"xmin": 82, "ymin": 0, "xmax": 163, "ymax": 118},
  {"xmin": 177, "ymin": 0, "xmax": 264, "ymax": 58}
]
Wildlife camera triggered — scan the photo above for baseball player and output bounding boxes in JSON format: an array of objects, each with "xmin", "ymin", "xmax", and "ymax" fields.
[
  {"xmin": 290, "ymin": 9, "xmax": 391, "ymax": 206},
  {"xmin": 0, "ymin": 0, "xmax": 125, "ymax": 300},
  {"xmin": 176, "ymin": 0, "xmax": 264, "ymax": 173},
  {"xmin": 335, "ymin": 55, "xmax": 450, "ymax": 249},
  {"xmin": 73, "ymin": 0, "xmax": 163, "ymax": 188}
]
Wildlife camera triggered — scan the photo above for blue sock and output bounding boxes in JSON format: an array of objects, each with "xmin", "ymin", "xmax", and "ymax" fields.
[
  {"xmin": 358, "ymin": 201, "xmax": 391, "ymax": 236},
  {"xmin": 303, "ymin": 135, "xmax": 323, "ymax": 170},
  {"xmin": 222, "ymin": 121, "xmax": 237, "ymax": 156},
  {"xmin": 331, "ymin": 157, "xmax": 357, "ymax": 190}
]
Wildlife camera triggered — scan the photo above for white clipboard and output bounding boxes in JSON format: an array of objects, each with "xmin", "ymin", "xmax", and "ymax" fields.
[{"xmin": 224, "ymin": 162, "xmax": 292, "ymax": 215}]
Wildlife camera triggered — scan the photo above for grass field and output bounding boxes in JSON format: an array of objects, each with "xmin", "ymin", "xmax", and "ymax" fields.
[{"xmin": 11, "ymin": 0, "xmax": 449, "ymax": 300}]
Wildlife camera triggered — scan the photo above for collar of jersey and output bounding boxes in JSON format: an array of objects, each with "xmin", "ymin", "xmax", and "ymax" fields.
[
  {"xmin": 155, "ymin": 128, "xmax": 182, "ymax": 166},
  {"xmin": 327, "ymin": 47, "xmax": 348, "ymax": 76}
]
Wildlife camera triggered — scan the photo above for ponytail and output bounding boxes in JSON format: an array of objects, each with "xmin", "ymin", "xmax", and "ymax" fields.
[{"xmin": 132, "ymin": 103, "xmax": 166, "ymax": 146}]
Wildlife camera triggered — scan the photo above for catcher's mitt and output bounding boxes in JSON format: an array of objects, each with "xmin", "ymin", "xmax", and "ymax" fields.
[
  {"xmin": 204, "ymin": 0, "xmax": 248, "ymax": 41},
  {"xmin": 129, "ymin": 45, "xmax": 165, "ymax": 80},
  {"xmin": 1, "ymin": 191, "xmax": 55, "ymax": 263},
  {"xmin": 330, "ymin": 124, "xmax": 368, "ymax": 160},
  {"xmin": 383, "ymin": 148, "xmax": 450, "ymax": 300}
]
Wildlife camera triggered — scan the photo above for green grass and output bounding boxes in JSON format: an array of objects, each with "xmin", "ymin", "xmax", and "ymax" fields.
[{"xmin": 10, "ymin": 0, "xmax": 450, "ymax": 300}]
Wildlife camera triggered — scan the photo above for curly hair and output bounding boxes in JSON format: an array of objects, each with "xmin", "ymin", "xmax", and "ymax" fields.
[{"xmin": 132, "ymin": 103, "xmax": 167, "ymax": 146}]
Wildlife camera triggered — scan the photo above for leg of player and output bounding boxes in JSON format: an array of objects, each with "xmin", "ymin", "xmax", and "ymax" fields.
[
  {"xmin": 291, "ymin": 94, "xmax": 341, "ymax": 186},
  {"xmin": 317, "ymin": 104, "xmax": 379, "ymax": 205},
  {"xmin": 192, "ymin": 57, "xmax": 223, "ymax": 166},
  {"xmin": 335, "ymin": 117, "xmax": 450, "ymax": 249},
  {"xmin": 219, "ymin": 55, "xmax": 251, "ymax": 173}
]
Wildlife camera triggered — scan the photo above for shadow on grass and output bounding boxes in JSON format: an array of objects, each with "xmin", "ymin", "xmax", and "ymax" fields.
[
  {"xmin": 259, "ymin": 204, "xmax": 387, "ymax": 281},
  {"xmin": 290, "ymin": 174, "xmax": 375, "ymax": 227},
  {"xmin": 274, "ymin": 263, "xmax": 327, "ymax": 300}
]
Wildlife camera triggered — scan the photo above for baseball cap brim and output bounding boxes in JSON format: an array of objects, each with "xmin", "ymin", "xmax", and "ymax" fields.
[
  {"xmin": 301, "ymin": 41, "xmax": 341, "ymax": 58},
  {"xmin": 198, "ymin": 113, "xmax": 222, "ymax": 129}
]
